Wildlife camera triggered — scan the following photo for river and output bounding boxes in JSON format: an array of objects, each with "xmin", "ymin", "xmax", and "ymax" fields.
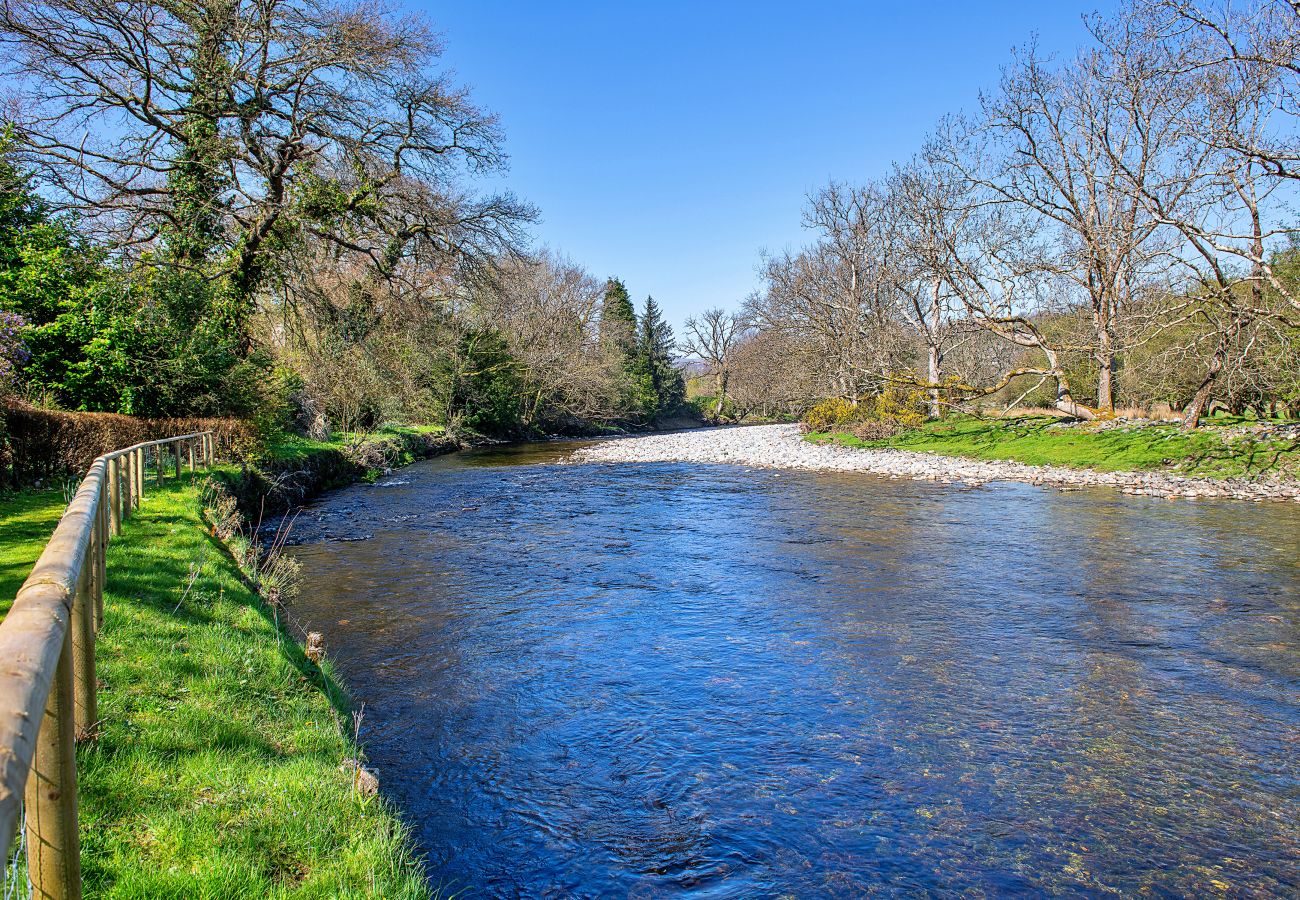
[{"xmin": 286, "ymin": 441, "xmax": 1300, "ymax": 897}]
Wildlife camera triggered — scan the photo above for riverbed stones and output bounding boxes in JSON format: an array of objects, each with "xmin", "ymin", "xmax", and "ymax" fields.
[{"xmin": 573, "ymin": 424, "xmax": 1300, "ymax": 503}]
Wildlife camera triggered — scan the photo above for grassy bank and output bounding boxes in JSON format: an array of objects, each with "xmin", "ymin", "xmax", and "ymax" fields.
[
  {"xmin": 221, "ymin": 423, "xmax": 455, "ymax": 517},
  {"xmin": 1, "ymin": 471, "xmax": 433, "ymax": 896},
  {"xmin": 806, "ymin": 416, "xmax": 1300, "ymax": 479},
  {"xmin": 0, "ymin": 487, "xmax": 65, "ymax": 617}
]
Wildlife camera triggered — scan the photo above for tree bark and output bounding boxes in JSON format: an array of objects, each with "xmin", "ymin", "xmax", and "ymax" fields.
[
  {"xmin": 926, "ymin": 344, "xmax": 942, "ymax": 419},
  {"xmin": 1096, "ymin": 330, "xmax": 1116, "ymax": 412}
]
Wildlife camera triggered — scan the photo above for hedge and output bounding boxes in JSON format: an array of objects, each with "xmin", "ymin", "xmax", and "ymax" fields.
[{"xmin": 2, "ymin": 402, "xmax": 257, "ymax": 486}]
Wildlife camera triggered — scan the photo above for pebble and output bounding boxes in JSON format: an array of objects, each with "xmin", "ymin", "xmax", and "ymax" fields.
[{"xmin": 572, "ymin": 424, "xmax": 1300, "ymax": 503}]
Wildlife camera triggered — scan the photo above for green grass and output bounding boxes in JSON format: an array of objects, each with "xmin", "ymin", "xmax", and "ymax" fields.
[
  {"xmin": 807, "ymin": 415, "xmax": 1300, "ymax": 479},
  {"xmin": 2, "ymin": 479, "xmax": 431, "ymax": 898},
  {"xmin": 0, "ymin": 487, "xmax": 68, "ymax": 617},
  {"xmin": 265, "ymin": 424, "xmax": 445, "ymax": 463}
]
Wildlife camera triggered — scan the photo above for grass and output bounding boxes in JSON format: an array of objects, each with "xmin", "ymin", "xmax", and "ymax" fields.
[
  {"xmin": 0, "ymin": 486, "xmax": 68, "ymax": 617},
  {"xmin": 1, "ymin": 477, "xmax": 431, "ymax": 898},
  {"xmin": 806, "ymin": 415, "xmax": 1300, "ymax": 479},
  {"xmin": 265, "ymin": 424, "xmax": 445, "ymax": 464}
]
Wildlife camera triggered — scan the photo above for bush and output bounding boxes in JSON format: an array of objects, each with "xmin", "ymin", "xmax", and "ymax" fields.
[
  {"xmin": 850, "ymin": 419, "xmax": 901, "ymax": 441},
  {"xmin": 800, "ymin": 397, "xmax": 858, "ymax": 432},
  {"xmin": 870, "ymin": 382, "xmax": 928, "ymax": 428},
  {"xmin": 801, "ymin": 383, "xmax": 929, "ymax": 436},
  {"xmin": 2, "ymin": 402, "xmax": 257, "ymax": 485}
]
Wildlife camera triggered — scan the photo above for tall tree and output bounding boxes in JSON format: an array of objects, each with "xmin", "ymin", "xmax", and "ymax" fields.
[
  {"xmin": 681, "ymin": 307, "xmax": 747, "ymax": 418},
  {"xmin": 599, "ymin": 277, "xmax": 637, "ymax": 356},
  {"xmin": 634, "ymin": 296, "xmax": 685, "ymax": 421},
  {"xmin": 1, "ymin": 0, "xmax": 530, "ymax": 347}
]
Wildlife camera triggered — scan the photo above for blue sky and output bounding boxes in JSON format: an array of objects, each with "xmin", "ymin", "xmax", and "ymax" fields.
[{"xmin": 414, "ymin": 1, "xmax": 1118, "ymax": 330}]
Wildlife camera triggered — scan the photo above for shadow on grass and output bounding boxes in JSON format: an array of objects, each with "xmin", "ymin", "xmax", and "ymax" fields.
[{"xmin": 106, "ymin": 477, "xmax": 355, "ymax": 723}]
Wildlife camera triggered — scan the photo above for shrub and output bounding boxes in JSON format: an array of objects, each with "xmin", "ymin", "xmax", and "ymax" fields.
[
  {"xmin": 850, "ymin": 419, "xmax": 901, "ymax": 441},
  {"xmin": 870, "ymin": 382, "xmax": 928, "ymax": 428},
  {"xmin": 801, "ymin": 397, "xmax": 858, "ymax": 432},
  {"xmin": 2, "ymin": 402, "xmax": 257, "ymax": 485}
]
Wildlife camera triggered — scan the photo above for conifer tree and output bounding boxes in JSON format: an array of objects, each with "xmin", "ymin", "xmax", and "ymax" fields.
[
  {"xmin": 635, "ymin": 296, "xmax": 685, "ymax": 421},
  {"xmin": 599, "ymin": 277, "xmax": 637, "ymax": 356}
]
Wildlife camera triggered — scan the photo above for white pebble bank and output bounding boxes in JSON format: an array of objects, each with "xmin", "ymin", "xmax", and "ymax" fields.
[{"xmin": 572, "ymin": 424, "xmax": 1300, "ymax": 503}]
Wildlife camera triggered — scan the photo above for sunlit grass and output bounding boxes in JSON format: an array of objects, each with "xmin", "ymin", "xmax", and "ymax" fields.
[
  {"xmin": 0, "ymin": 487, "xmax": 67, "ymax": 617},
  {"xmin": 807, "ymin": 415, "xmax": 1300, "ymax": 478},
  {"xmin": 1, "ymin": 479, "xmax": 431, "ymax": 898},
  {"xmin": 265, "ymin": 424, "xmax": 445, "ymax": 463}
]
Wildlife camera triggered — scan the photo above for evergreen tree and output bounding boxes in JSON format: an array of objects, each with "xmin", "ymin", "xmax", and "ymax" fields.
[
  {"xmin": 634, "ymin": 296, "xmax": 686, "ymax": 421},
  {"xmin": 599, "ymin": 277, "xmax": 637, "ymax": 356}
]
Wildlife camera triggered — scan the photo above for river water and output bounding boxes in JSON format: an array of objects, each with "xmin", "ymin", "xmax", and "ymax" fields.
[{"xmin": 286, "ymin": 442, "xmax": 1300, "ymax": 898}]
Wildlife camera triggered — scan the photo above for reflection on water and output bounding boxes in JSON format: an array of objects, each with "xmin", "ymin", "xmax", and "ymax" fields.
[{"xmin": 286, "ymin": 442, "xmax": 1300, "ymax": 897}]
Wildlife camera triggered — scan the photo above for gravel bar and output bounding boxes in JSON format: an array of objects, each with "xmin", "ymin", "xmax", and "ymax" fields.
[{"xmin": 572, "ymin": 424, "xmax": 1300, "ymax": 503}]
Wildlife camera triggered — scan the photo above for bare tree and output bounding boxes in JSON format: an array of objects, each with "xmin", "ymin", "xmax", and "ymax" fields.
[
  {"xmin": 924, "ymin": 124, "xmax": 1100, "ymax": 419},
  {"xmin": 959, "ymin": 41, "xmax": 1182, "ymax": 411},
  {"xmin": 0, "ymin": 0, "xmax": 530, "ymax": 333},
  {"xmin": 1101, "ymin": 0, "xmax": 1299, "ymax": 426},
  {"xmin": 681, "ymin": 307, "xmax": 748, "ymax": 419},
  {"xmin": 475, "ymin": 250, "xmax": 624, "ymax": 427}
]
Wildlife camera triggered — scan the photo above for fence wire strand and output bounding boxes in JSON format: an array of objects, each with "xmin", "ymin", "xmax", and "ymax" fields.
[{"xmin": 2, "ymin": 804, "xmax": 30, "ymax": 900}]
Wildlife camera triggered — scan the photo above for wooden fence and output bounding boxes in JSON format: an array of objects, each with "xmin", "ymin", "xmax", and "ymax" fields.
[{"xmin": 0, "ymin": 432, "xmax": 215, "ymax": 900}]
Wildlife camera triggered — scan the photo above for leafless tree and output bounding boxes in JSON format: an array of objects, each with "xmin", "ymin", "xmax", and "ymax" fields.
[
  {"xmin": 902, "ymin": 126, "xmax": 1097, "ymax": 418},
  {"xmin": 681, "ymin": 307, "xmax": 749, "ymax": 418},
  {"xmin": 475, "ymin": 250, "xmax": 624, "ymax": 427},
  {"xmin": 954, "ymin": 40, "xmax": 1184, "ymax": 411},
  {"xmin": 1097, "ymin": 0, "xmax": 1299, "ymax": 426}
]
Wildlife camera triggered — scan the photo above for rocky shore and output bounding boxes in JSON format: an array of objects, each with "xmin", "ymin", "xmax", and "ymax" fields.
[{"xmin": 573, "ymin": 423, "xmax": 1300, "ymax": 503}]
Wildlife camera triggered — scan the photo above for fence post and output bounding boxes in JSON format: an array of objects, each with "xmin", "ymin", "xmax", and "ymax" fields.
[
  {"xmin": 188, "ymin": 439, "xmax": 195, "ymax": 475},
  {"xmin": 95, "ymin": 485, "xmax": 107, "ymax": 630},
  {"xmin": 135, "ymin": 447, "xmax": 143, "ymax": 504},
  {"xmin": 155, "ymin": 446, "xmax": 164, "ymax": 486},
  {"xmin": 174, "ymin": 443, "xmax": 182, "ymax": 480},
  {"xmin": 108, "ymin": 456, "xmax": 122, "ymax": 536},
  {"xmin": 121, "ymin": 455, "xmax": 131, "ymax": 520},
  {"xmin": 72, "ymin": 555, "xmax": 97, "ymax": 741},
  {"xmin": 25, "ymin": 624, "xmax": 82, "ymax": 900}
]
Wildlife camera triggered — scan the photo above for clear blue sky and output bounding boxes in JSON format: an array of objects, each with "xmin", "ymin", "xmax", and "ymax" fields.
[{"xmin": 413, "ymin": 1, "xmax": 1118, "ymax": 330}]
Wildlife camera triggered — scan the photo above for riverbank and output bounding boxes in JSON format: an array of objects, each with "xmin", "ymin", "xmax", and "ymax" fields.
[
  {"xmin": 219, "ymin": 423, "xmax": 458, "ymax": 517},
  {"xmin": 0, "ymin": 479, "xmax": 430, "ymax": 897},
  {"xmin": 573, "ymin": 423, "xmax": 1300, "ymax": 501}
]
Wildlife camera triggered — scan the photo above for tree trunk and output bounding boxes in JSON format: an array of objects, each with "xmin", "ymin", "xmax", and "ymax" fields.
[
  {"xmin": 1182, "ymin": 316, "xmax": 1241, "ymax": 431},
  {"xmin": 713, "ymin": 370, "xmax": 727, "ymax": 419},
  {"xmin": 927, "ymin": 344, "xmax": 942, "ymax": 419},
  {"xmin": 1096, "ymin": 333, "xmax": 1116, "ymax": 413}
]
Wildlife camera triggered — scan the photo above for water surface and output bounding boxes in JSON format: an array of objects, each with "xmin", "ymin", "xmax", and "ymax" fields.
[{"xmin": 287, "ymin": 443, "xmax": 1300, "ymax": 897}]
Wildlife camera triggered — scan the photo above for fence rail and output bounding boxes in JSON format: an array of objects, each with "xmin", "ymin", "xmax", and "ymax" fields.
[{"xmin": 0, "ymin": 431, "xmax": 215, "ymax": 900}]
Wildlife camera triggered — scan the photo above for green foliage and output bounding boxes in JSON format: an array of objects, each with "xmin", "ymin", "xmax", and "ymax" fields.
[
  {"xmin": 432, "ymin": 328, "xmax": 528, "ymax": 440},
  {"xmin": 627, "ymin": 296, "xmax": 686, "ymax": 422},
  {"xmin": 599, "ymin": 277, "xmax": 637, "ymax": 356},
  {"xmin": 1, "ymin": 142, "xmax": 267, "ymax": 418}
]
